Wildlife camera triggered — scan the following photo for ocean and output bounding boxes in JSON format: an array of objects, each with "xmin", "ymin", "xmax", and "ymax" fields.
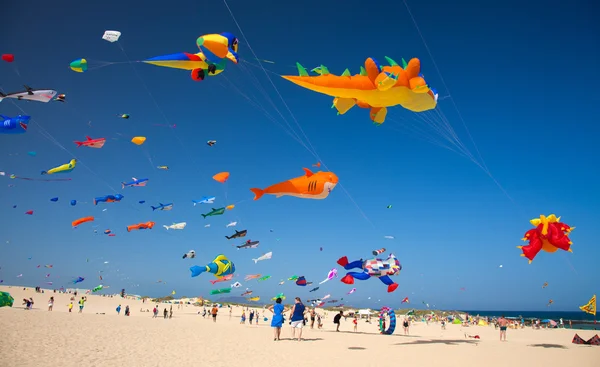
[{"xmin": 464, "ymin": 310, "xmax": 598, "ymax": 330}]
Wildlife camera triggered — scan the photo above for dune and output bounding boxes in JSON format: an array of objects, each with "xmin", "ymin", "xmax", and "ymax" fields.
[{"xmin": 1, "ymin": 286, "xmax": 598, "ymax": 367}]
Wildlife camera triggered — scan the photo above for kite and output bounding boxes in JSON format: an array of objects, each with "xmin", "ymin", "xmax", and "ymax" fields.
[
  {"xmin": 517, "ymin": 214, "xmax": 574, "ymax": 263},
  {"xmin": 202, "ymin": 207, "xmax": 225, "ymax": 218},
  {"xmin": 41, "ymin": 159, "xmax": 76, "ymax": 175},
  {"xmin": 164, "ymin": 222, "xmax": 186, "ymax": 230},
  {"xmin": 183, "ymin": 250, "xmax": 196, "ymax": 259},
  {"xmin": 373, "ymin": 248, "xmax": 386, "ymax": 256},
  {"xmin": 54, "ymin": 94, "xmax": 66, "ymax": 102},
  {"xmin": 72, "ymin": 216, "xmax": 94, "ymax": 227},
  {"xmin": 226, "ymin": 221, "xmax": 237, "ymax": 227},
  {"xmin": 212, "ymin": 172, "xmax": 229, "ymax": 183},
  {"xmin": 193, "ymin": 196, "xmax": 215, "ymax": 205},
  {"xmin": 401, "ymin": 297, "xmax": 409, "ymax": 303},
  {"xmin": 579, "ymin": 295, "xmax": 596, "ymax": 316},
  {"xmin": 248, "ymin": 296, "xmax": 260, "ymax": 301},
  {"xmin": 244, "ymin": 274, "xmax": 261, "ymax": 281},
  {"xmin": 126, "ymin": 221, "xmax": 155, "ymax": 232},
  {"xmin": 102, "ymin": 30, "xmax": 121, "ymax": 43},
  {"xmin": 144, "ymin": 33, "xmax": 238, "ymax": 81},
  {"xmin": 209, "ymin": 274, "xmax": 233, "ymax": 285},
  {"xmin": 572, "ymin": 334, "xmax": 600, "ymax": 345},
  {"xmin": 210, "ymin": 288, "xmax": 231, "ymax": 295},
  {"xmin": 379, "ymin": 307, "xmax": 397, "ymax": 335},
  {"xmin": 241, "ymin": 290, "xmax": 252, "ymax": 296},
  {"xmin": 25, "ymin": 210, "xmax": 33, "ymax": 215},
  {"xmin": 119, "ymin": 114, "xmax": 130, "ymax": 119},
  {"xmin": 50, "ymin": 197, "xmax": 58, "ymax": 202},
  {"xmin": 337, "ymin": 252, "xmax": 402, "ymax": 293},
  {"xmin": 225, "ymin": 205, "xmax": 235, "ymax": 210},
  {"xmin": 237, "ymin": 240, "xmax": 259, "ymax": 249},
  {"xmin": 257, "ymin": 275, "xmax": 271, "ymax": 281},
  {"xmin": 0, "ymin": 85, "xmax": 58, "ymax": 103},
  {"xmin": 250, "ymin": 168, "xmax": 338, "ymax": 200},
  {"xmin": 72, "ymin": 277, "xmax": 85, "ymax": 284},
  {"xmin": 542, "ymin": 282, "xmax": 548, "ymax": 288},
  {"xmin": 70, "ymin": 59, "xmax": 87, "ymax": 72},
  {"xmin": 310, "ymin": 287, "xmax": 320, "ymax": 292},
  {"xmin": 282, "ymin": 57, "xmax": 438, "ymax": 125},
  {"xmin": 121, "ymin": 178, "xmax": 148, "ymax": 188},
  {"xmin": 131, "ymin": 137, "xmax": 146, "ymax": 145},
  {"xmin": 92, "ymin": 285, "xmax": 103, "ymax": 292},
  {"xmin": 226, "ymin": 229, "xmax": 247, "ymax": 239},
  {"xmin": 230, "ymin": 281, "xmax": 242, "ymax": 288},
  {"xmin": 2, "ymin": 54, "xmax": 14, "ymax": 63},
  {"xmin": 547, "ymin": 299, "xmax": 554, "ymax": 307},
  {"xmin": 70, "ymin": 200, "xmax": 77, "ymax": 206},
  {"xmin": 207, "ymin": 140, "xmax": 216, "ymax": 146},
  {"xmin": 1, "ymin": 115, "xmax": 30, "ymax": 134},
  {"xmin": 74, "ymin": 136, "xmax": 106, "ymax": 148},
  {"xmin": 296, "ymin": 276, "xmax": 308, "ymax": 286},
  {"xmin": 319, "ymin": 269, "xmax": 338, "ymax": 284},
  {"xmin": 271, "ymin": 293, "xmax": 286, "ymax": 301},
  {"xmin": 190, "ymin": 254, "xmax": 235, "ymax": 278},
  {"xmin": 94, "ymin": 194, "xmax": 124, "ymax": 205},
  {"xmin": 347, "ymin": 288, "xmax": 356, "ymax": 295},
  {"xmin": 157, "ymin": 166, "xmax": 169, "ymax": 170},
  {"xmin": 252, "ymin": 252, "xmax": 272, "ymax": 263},
  {"xmin": 151, "ymin": 203, "xmax": 173, "ymax": 211}
]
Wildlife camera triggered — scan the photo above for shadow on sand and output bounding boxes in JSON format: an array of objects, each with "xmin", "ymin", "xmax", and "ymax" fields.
[
  {"xmin": 395, "ymin": 339, "xmax": 479, "ymax": 346},
  {"xmin": 528, "ymin": 343, "xmax": 567, "ymax": 349},
  {"xmin": 348, "ymin": 347, "xmax": 367, "ymax": 350}
]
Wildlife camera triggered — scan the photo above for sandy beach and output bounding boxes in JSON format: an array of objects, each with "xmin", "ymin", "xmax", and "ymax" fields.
[{"xmin": 0, "ymin": 286, "xmax": 598, "ymax": 367}]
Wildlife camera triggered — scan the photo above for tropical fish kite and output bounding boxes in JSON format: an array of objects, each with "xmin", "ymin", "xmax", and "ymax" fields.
[
  {"xmin": 250, "ymin": 168, "xmax": 338, "ymax": 200},
  {"xmin": 282, "ymin": 57, "xmax": 438, "ymax": 124},
  {"xmin": 518, "ymin": 214, "xmax": 574, "ymax": 263},
  {"xmin": 144, "ymin": 33, "xmax": 238, "ymax": 81},
  {"xmin": 1, "ymin": 115, "xmax": 30, "ymax": 134},
  {"xmin": 190, "ymin": 254, "xmax": 235, "ymax": 278},
  {"xmin": 42, "ymin": 159, "xmax": 76, "ymax": 175}
]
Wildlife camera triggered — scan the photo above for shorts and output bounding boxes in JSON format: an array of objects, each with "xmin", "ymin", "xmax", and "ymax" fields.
[
  {"xmin": 500, "ymin": 326, "xmax": 507, "ymax": 331},
  {"xmin": 291, "ymin": 320, "xmax": 304, "ymax": 329},
  {"xmin": 212, "ymin": 314, "xmax": 217, "ymax": 318}
]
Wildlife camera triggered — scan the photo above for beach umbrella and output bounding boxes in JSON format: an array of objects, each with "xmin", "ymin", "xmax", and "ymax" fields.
[{"xmin": 0, "ymin": 291, "xmax": 14, "ymax": 307}]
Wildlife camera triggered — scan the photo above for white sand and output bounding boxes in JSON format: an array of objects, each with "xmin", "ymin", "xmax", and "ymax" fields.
[{"xmin": 1, "ymin": 286, "xmax": 598, "ymax": 367}]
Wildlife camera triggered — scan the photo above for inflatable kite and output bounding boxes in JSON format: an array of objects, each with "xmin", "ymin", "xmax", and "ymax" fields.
[
  {"xmin": 126, "ymin": 221, "xmax": 155, "ymax": 232},
  {"xmin": 70, "ymin": 59, "xmax": 87, "ymax": 72},
  {"xmin": 143, "ymin": 33, "xmax": 238, "ymax": 81},
  {"xmin": 2, "ymin": 54, "xmax": 14, "ymax": 63},
  {"xmin": 72, "ymin": 277, "xmax": 85, "ymax": 284},
  {"xmin": 296, "ymin": 276, "xmax": 308, "ymax": 286},
  {"xmin": 0, "ymin": 85, "xmax": 58, "ymax": 103},
  {"xmin": 74, "ymin": 136, "xmax": 106, "ymax": 148},
  {"xmin": 319, "ymin": 269, "xmax": 338, "ymax": 284},
  {"xmin": 1, "ymin": 115, "xmax": 30, "ymax": 134},
  {"xmin": 250, "ymin": 168, "xmax": 338, "ymax": 200},
  {"xmin": 517, "ymin": 214, "xmax": 574, "ymax": 263},
  {"xmin": 190, "ymin": 254, "xmax": 235, "ymax": 278},
  {"xmin": 131, "ymin": 137, "xmax": 146, "ymax": 145},
  {"xmin": 72, "ymin": 216, "xmax": 94, "ymax": 227},
  {"xmin": 209, "ymin": 274, "xmax": 233, "ymax": 285},
  {"xmin": 92, "ymin": 285, "xmax": 103, "ymax": 292},
  {"xmin": 202, "ymin": 207, "xmax": 225, "ymax": 218},
  {"xmin": 245, "ymin": 274, "xmax": 261, "ymax": 281},
  {"xmin": 41, "ymin": 159, "xmax": 76, "ymax": 175},
  {"xmin": 379, "ymin": 306, "xmax": 396, "ymax": 334},
  {"xmin": 94, "ymin": 194, "xmax": 124, "ymax": 205},
  {"xmin": 282, "ymin": 57, "xmax": 438, "ymax": 124},
  {"xmin": 213, "ymin": 172, "xmax": 229, "ymax": 183},
  {"xmin": 337, "ymin": 252, "xmax": 402, "ymax": 292},
  {"xmin": 210, "ymin": 288, "xmax": 231, "ymax": 295},
  {"xmin": 183, "ymin": 250, "xmax": 196, "ymax": 259}
]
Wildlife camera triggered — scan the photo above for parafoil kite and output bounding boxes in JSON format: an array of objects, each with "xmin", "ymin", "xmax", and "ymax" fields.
[
  {"xmin": 143, "ymin": 33, "xmax": 238, "ymax": 81},
  {"xmin": 250, "ymin": 168, "xmax": 338, "ymax": 200},
  {"xmin": 102, "ymin": 30, "xmax": 121, "ymax": 43},
  {"xmin": 517, "ymin": 214, "xmax": 574, "ymax": 263},
  {"xmin": 2, "ymin": 54, "xmax": 14, "ymax": 63},
  {"xmin": 41, "ymin": 159, "xmax": 76, "ymax": 175},
  {"xmin": 1, "ymin": 115, "xmax": 30, "ymax": 134},
  {"xmin": 126, "ymin": 221, "xmax": 155, "ymax": 232},
  {"xmin": 337, "ymin": 252, "xmax": 402, "ymax": 292},
  {"xmin": 213, "ymin": 172, "xmax": 229, "ymax": 183},
  {"xmin": 131, "ymin": 136, "xmax": 146, "ymax": 145},
  {"xmin": 70, "ymin": 59, "xmax": 87, "ymax": 73},
  {"xmin": 190, "ymin": 254, "xmax": 235, "ymax": 278},
  {"xmin": 72, "ymin": 216, "xmax": 94, "ymax": 227},
  {"xmin": 282, "ymin": 57, "xmax": 438, "ymax": 125}
]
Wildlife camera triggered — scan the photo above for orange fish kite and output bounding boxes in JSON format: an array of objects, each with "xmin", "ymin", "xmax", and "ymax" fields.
[{"xmin": 250, "ymin": 168, "xmax": 338, "ymax": 200}]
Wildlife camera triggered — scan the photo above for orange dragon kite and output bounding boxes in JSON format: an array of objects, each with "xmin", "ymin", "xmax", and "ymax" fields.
[{"xmin": 282, "ymin": 56, "xmax": 438, "ymax": 125}]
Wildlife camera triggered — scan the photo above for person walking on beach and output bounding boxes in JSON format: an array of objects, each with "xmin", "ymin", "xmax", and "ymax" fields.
[
  {"xmin": 169, "ymin": 305, "xmax": 173, "ymax": 319},
  {"xmin": 241, "ymin": 310, "xmax": 246, "ymax": 324},
  {"xmin": 310, "ymin": 308, "xmax": 316, "ymax": 329},
  {"xmin": 152, "ymin": 306, "xmax": 158, "ymax": 318},
  {"xmin": 498, "ymin": 315, "xmax": 508, "ymax": 341},
  {"xmin": 403, "ymin": 318, "xmax": 410, "ymax": 335},
  {"xmin": 125, "ymin": 305, "xmax": 130, "ymax": 316},
  {"xmin": 68, "ymin": 302, "xmax": 73, "ymax": 313},
  {"xmin": 116, "ymin": 305, "xmax": 121, "ymax": 315},
  {"xmin": 48, "ymin": 296, "xmax": 54, "ymax": 311},
  {"xmin": 211, "ymin": 304, "xmax": 219, "ymax": 322},
  {"xmin": 333, "ymin": 311, "xmax": 343, "ymax": 332},
  {"xmin": 249, "ymin": 309, "xmax": 254, "ymax": 324},
  {"xmin": 78, "ymin": 297, "xmax": 85, "ymax": 313},
  {"xmin": 317, "ymin": 314, "xmax": 323, "ymax": 329},
  {"xmin": 289, "ymin": 297, "xmax": 306, "ymax": 341},
  {"xmin": 268, "ymin": 297, "xmax": 285, "ymax": 341}
]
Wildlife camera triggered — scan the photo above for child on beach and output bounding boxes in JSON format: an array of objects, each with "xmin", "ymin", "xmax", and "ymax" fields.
[
  {"xmin": 353, "ymin": 316, "xmax": 358, "ymax": 332},
  {"xmin": 241, "ymin": 311, "xmax": 246, "ymax": 324},
  {"xmin": 68, "ymin": 302, "xmax": 73, "ymax": 312},
  {"xmin": 317, "ymin": 314, "xmax": 322, "ymax": 329},
  {"xmin": 48, "ymin": 297, "xmax": 54, "ymax": 311}
]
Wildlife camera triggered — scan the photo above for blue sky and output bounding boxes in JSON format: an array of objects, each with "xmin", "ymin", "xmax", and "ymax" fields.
[{"xmin": 1, "ymin": 0, "xmax": 598, "ymax": 311}]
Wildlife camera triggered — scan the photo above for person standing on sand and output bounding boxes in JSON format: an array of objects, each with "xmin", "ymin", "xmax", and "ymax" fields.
[
  {"xmin": 241, "ymin": 311, "xmax": 246, "ymax": 324},
  {"xmin": 498, "ymin": 315, "xmax": 509, "ymax": 341},
  {"xmin": 333, "ymin": 311, "xmax": 343, "ymax": 332},
  {"xmin": 289, "ymin": 297, "xmax": 306, "ymax": 341},
  {"xmin": 125, "ymin": 305, "xmax": 130, "ymax": 316},
  {"xmin": 249, "ymin": 309, "xmax": 254, "ymax": 324},
  {"xmin": 353, "ymin": 316, "xmax": 358, "ymax": 332},
  {"xmin": 403, "ymin": 318, "xmax": 410, "ymax": 335},
  {"xmin": 68, "ymin": 302, "xmax": 73, "ymax": 313},
  {"xmin": 169, "ymin": 306, "xmax": 173, "ymax": 319},
  {"xmin": 211, "ymin": 304, "xmax": 218, "ymax": 322},
  {"xmin": 310, "ymin": 308, "xmax": 316, "ymax": 329},
  {"xmin": 78, "ymin": 297, "xmax": 85, "ymax": 313},
  {"xmin": 116, "ymin": 305, "xmax": 121, "ymax": 315},
  {"xmin": 268, "ymin": 297, "xmax": 284, "ymax": 341},
  {"xmin": 48, "ymin": 297, "xmax": 54, "ymax": 311}
]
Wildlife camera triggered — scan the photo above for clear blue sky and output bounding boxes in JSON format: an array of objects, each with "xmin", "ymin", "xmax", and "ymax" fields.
[{"xmin": 1, "ymin": 0, "xmax": 598, "ymax": 311}]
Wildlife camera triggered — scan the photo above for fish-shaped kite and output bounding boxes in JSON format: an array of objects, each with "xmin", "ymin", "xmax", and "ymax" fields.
[
  {"xmin": 207, "ymin": 140, "xmax": 216, "ymax": 146},
  {"xmin": 157, "ymin": 166, "xmax": 169, "ymax": 170},
  {"xmin": 182, "ymin": 250, "xmax": 196, "ymax": 259},
  {"xmin": 319, "ymin": 268, "xmax": 338, "ymax": 284},
  {"xmin": 193, "ymin": 196, "xmax": 215, "ymax": 205},
  {"xmin": 250, "ymin": 168, "xmax": 338, "ymax": 200},
  {"xmin": 248, "ymin": 296, "xmax": 260, "ymax": 301},
  {"xmin": 226, "ymin": 229, "xmax": 247, "ymax": 240},
  {"xmin": 164, "ymin": 222, "xmax": 186, "ymax": 230},
  {"xmin": 252, "ymin": 252, "xmax": 272, "ymax": 263},
  {"xmin": 190, "ymin": 254, "xmax": 235, "ymax": 278},
  {"xmin": 310, "ymin": 287, "xmax": 320, "ymax": 292},
  {"xmin": 241, "ymin": 290, "xmax": 252, "ymax": 296},
  {"xmin": 347, "ymin": 288, "xmax": 357, "ymax": 295},
  {"xmin": 0, "ymin": 85, "xmax": 58, "ymax": 103},
  {"xmin": 126, "ymin": 221, "xmax": 155, "ymax": 232},
  {"xmin": 401, "ymin": 297, "xmax": 409, "ymax": 303},
  {"xmin": 210, "ymin": 288, "xmax": 231, "ymax": 295},
  {"xmin": 202, "ymin": 207, "xmax": 225, "ymax": 218},
  {"xmin": 257, "ymin": 275, "xmax": 271, "ymax": 281},
  {"xmin": 226, "ymin": 221, "xmax": 237, "ymax": 227},
  {"xmin": 94, "ymin": 194, "xmax": 124, "ymax": 205},
  {"xmin": 230, "ymin": 281, "xmax": 242, "ymax": 288},
  {"xmin": 74, "ymin": 136, "xmax": 106, "ymax": 148},
  {"xmin": 41, "ymin": 159, "xmax": 76, "ymax": 175},
  {"xmin": 237, "ymin": 240, "xmax": 259, "ymax": 249},
  {"xmin": 151, "ymin": 202, "xmax": 173, "ymax": 211},
  {"xmin": 121, "ymin": 177, "xmax": 149, "ymax": 189},
  {"xmin": 0, "ymin": 114, "xmax": 30, "ymax": 134},
  {"xmin": 209, "ymin": 273, "xmax": 233, "ymax": 285},
  {"xmin": 245, "ymin": 274, "xmax": 261, "ymax": 281}
]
